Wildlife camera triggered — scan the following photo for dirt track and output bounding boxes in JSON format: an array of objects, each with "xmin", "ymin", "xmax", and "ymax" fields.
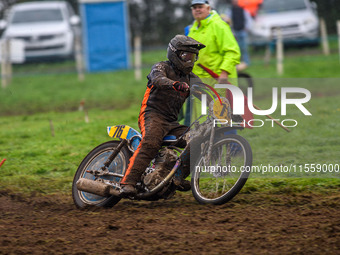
[{"xmin": 0, "ymin": 190, "xmax": 339, "ymax": 255}]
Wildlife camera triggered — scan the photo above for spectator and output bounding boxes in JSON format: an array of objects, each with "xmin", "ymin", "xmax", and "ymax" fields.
[
  {"xmin": 226, "ymin": 0, "xmax": 253, "ymax": 67},
  {"xmin": 188, "ymin": 0, "xmax": 240, "ymax": 84},
  {"xmin": 185, "ymin": 0, "xmax": 240, "ymax": 125}
]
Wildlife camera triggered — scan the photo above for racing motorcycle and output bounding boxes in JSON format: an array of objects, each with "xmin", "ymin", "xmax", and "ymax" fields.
[{"xmin": 72, "ymin": 85, "xmax": 252, "ymax": 208}]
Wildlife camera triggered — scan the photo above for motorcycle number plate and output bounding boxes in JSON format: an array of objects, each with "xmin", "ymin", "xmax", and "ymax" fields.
[
  {"xmin": 210, "ymin": 97, "xmax": 231, "ymax": 121},
  {"xmin": 108, "ymin": 125, "xmax": 130, "ymax": 139}
]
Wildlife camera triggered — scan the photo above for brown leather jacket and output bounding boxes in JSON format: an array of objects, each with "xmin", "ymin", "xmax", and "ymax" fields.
[{"xmin": 139, "ymin": 61, "xmax": 200, "ymax": 122}]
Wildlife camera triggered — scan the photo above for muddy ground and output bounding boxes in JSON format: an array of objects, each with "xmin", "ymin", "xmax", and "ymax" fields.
[{"xmin": 0, "ymin": 190, "xmax": 339, "ymax": 255}]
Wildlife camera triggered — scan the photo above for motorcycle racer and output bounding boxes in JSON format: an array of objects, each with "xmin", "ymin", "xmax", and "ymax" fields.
[{"xmin": 120, "ymin": 35, "xmax": 205, "ymax": 196}]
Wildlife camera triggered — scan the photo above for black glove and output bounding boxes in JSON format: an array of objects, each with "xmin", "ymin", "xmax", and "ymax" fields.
[{"xmin": 173, "ymin": 82, "xmax": 190, "ymax": 92}]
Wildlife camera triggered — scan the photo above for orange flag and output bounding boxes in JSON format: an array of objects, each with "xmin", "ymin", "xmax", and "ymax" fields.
[{"xmin": 238, "ymin": 0, "xmax": 263, "ymax": 17}]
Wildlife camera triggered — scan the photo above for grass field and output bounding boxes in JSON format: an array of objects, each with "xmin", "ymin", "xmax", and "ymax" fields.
[{"xmin": 0, "ymin": 46, "xmax": 339, "ymax": 194}]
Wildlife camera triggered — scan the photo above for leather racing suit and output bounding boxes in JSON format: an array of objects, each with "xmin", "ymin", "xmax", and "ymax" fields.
[{"xmin": 121, "ymin": 60, "xmax": 198, "ymax": 185}]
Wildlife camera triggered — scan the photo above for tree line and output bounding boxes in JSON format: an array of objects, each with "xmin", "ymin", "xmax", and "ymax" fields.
[{"xmin": 1, "ymin": 0, "xmax": 339, "ymax": 46}]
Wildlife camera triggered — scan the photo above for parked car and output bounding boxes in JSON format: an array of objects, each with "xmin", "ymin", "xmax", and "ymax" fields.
[
  {"xmin": 250, "ymin": 0, "xmax": 320, "ymax": 46},
  {"xmin": 0, "ymin": 1, "xmax": 80, "ymax": 61}
]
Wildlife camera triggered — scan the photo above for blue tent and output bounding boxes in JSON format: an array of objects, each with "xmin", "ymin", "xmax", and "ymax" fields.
[{"xmin": 79, "ymin": 0, "xmax": 130, "ymax": 72}]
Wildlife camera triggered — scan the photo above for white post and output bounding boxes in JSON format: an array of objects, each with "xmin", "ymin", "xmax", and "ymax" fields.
[
  {"xmin": 276, "ymin": 28, "xmax": 284, "ymax": 75},
  {"xmin": 75, "ymin": 33, "xmax": 85, "ymax": 81},
  {"xmin": 337, "ymin": 20, "xmax": 340, "ymax": 63},
  {"xmin": 264, "ymin": 33, "xmax": 273, "ymax": 65},
  {"xmin": 84, "ymin": 110, "xmax": 89, "ymax": 123},
  {"xmin": 264, "ymin": 41, "xmax": 271, "ymax": 65},
  {"xmin": 6, "ymin": 40, "xmax": 12, "ymax": 84},
  {"xmin": 1, "ymin": 39, "xmax": 9, "ymax": 88},
  {"xmin": 320, "ymin": 18, "xmax": 330, "ymax": 56},
  {"xmin": 134, "ymin": 35, "xmax": 142, "ymax": 81},
  {"xmin": 49, "ymin": 119, "xmax": 55, "ymax": 137}
]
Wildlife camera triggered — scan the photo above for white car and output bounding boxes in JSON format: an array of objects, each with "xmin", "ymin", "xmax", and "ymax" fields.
[
  {"xmin": 0, "ymin": 1, "xmax": 80, "ymax": 60},
  {"xmin": 250, "ymin": 0, "xmax": 320, "ymax": 46}
]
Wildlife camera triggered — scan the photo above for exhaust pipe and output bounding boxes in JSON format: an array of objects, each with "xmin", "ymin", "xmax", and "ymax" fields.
[{"xmin": 76, "ymin": 178, "xmax": 120, "ymax": 197}]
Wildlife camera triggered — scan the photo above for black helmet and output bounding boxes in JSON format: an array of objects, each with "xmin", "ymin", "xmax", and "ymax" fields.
[{"xmin": 167, "ymin": 35, "xmax": 205, "ymax": 74}]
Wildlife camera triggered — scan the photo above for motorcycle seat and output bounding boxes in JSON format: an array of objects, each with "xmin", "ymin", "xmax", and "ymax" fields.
[{"xmin": 162, "ymin": 135, "xmax": 178, "ymax": 145}]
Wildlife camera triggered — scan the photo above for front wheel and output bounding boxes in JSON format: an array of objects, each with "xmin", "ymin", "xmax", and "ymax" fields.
[
  {"xmin": 191, "ymin": 134, "xmax": 252, "ymax": 205},
  {"xmin": 72, "ymin": 141, "xmax": 131, "ymax": 208}
]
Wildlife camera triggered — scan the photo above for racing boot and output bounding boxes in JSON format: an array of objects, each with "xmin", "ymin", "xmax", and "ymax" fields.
[
  {"xmin": 173, "ymin": 164, "xmax": 191, "ymax": 192},
  {"xmin": 119, "ymin": 184, "xmax": 137, "ymax": 197},
  {"xmin": 176, "ymin": 179, "xmax": 191, "ymax": 192}
]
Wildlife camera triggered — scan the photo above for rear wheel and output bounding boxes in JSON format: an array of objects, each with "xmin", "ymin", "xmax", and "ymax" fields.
[
  {"xmin": 72, "ymin": 141, "xmax": 131, "ymax": 208},
  {"xmin": 191, "ymin": 134, "xmax": 252, "ymax": 205}
]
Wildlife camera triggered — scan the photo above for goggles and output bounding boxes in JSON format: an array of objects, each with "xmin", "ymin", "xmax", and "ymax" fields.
[{"xmin": 178, "ymin": 51, "xmax": 198, "ymax": 63}]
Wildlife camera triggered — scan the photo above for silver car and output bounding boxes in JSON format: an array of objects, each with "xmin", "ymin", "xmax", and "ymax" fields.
[
  {"xmin": 250, "ymin": 0, "xmax": 320, "ymax": 46},
  {"xmin": 0, "ymin": 1, "xmax": 80, "ymax": 60}
]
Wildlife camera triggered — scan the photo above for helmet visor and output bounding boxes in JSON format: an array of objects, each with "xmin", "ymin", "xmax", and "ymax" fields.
[{"xmin": 179, "ymin": 51, "xmax": 198, "ymax": 63}]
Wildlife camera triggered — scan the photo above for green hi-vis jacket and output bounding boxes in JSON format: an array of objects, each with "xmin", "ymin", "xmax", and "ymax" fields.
[{"xmin": 188, "ymin": 10, "xmax": 241, "ymax": 80}]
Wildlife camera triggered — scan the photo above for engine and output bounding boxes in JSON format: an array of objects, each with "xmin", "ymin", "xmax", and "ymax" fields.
[{"xmin": 142, "ymin": 147, "xmax": 178, "ymax": 190}]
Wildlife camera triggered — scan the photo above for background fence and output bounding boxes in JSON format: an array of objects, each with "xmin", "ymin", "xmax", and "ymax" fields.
[{"xmin": 0, "ymin": 0, "xmax": 340, "ymax": 83}]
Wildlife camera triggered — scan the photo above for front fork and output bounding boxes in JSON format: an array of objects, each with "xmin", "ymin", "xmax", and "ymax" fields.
[
  {"xmin": 206, "ymin": 125, "xmax": 215, "ymax": 163},
  {"xmin": 102, "ymin": 139, "xmax": 127, "ymax": 170},
  {"xmin": 86, "ymin": 139, "xmax": 127, "ymax": 178}
]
